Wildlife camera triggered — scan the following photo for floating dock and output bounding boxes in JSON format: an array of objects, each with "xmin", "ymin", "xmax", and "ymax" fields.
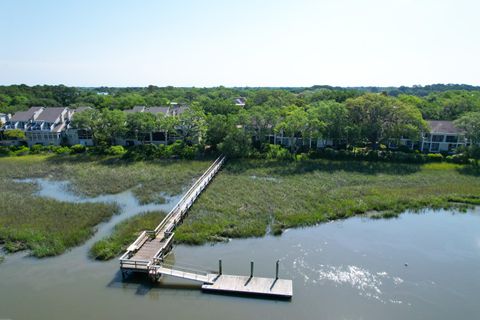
[{"xmin": 202, "ymin": 274, "xmax": 293, "ymax": 299}]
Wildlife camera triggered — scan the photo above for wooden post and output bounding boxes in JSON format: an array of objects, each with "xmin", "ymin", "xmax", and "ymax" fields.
[
  {"xmin": 250, "ymin": 261, "xmax": 254, "ymax": 278},
  {"xmin": 276, "ymin": 260, "xmax": 279, "ymax": 279},
  {"xmin": 219, "ymin": 259, "xmax": 222, "ymax": 275}
]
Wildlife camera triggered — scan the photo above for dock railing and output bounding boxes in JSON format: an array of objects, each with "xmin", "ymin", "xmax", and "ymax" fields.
[
  {"xmin": 153, "ymin": 155, "xmax": 225, "ymax": 236},
  {"xmin": 120, "ymin": 155, "xmax": 225, "ymax": 267}
]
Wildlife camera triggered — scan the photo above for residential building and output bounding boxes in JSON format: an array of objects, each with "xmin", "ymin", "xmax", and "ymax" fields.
[
  {"xmin": 234, "ymin": 97, "xmax": 247, "ymax": 107},
  {"xmin": 66, "ymin": 107, "xmax": 94, "ymax": 146},
  {"xmin": 420, "ymin": 120, "xmax": 469, "ymax": 153},
  {"xmin": 2, "ymin": 107, "xmax": 73, "ymax": 146},
  {"xmin": 390, "ymin": 120, "xmax": 469, "ymax": 153},
  {"xmin": 120, "ymin": 103, "xmax": 191, "ymax": 146},
  {"xmin": 0, "ymin": 113, "xmax": 10, "ymax": 125}
]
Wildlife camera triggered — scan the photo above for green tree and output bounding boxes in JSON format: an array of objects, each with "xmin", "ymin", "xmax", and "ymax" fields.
[
  {"xmin": 454, "ymin": 112, "xmax": 480, "ymax": 144},
  {"xmin": 218, "ymin": 127, "xmax": 252, "ymax": 158},
  {"xmin": 205, "ymin": 114, "xmax": 231, "ymax": 148},
  {"xmin": 305, "ymin": 106, "xmax": 326, "ymax": 149},
  {"xmin": 72, "ymin": 109, "xmax": 126, "ymax": 146},
  {"xmin": 312, "ymin": 101, "xmax": 352, "ymax": 147},
  {"xmin": 346, "ymin": 93, "xmax": 426, "ymax": 149},
  {"xmin": 455, "ymin": 112, "xmax": 480, "ymax": 165},
  {"xmin": 248, "ymin": 106, "xmax": 280, "ymax": 146},
  {"xmin": 98, "ymin": 109, "xmax": 127, "ymax": 145},
  {"xmin": 275, "ymin": 106, "xmax": 308, "ymax": 154},
  {"xmin": 156, "ymin": 113, "xmax": 179, "ymax": 141},
  {"xmin": 126, "ymin": 112, "xmax": 156, "ymax": 142},
  {"xmin": 177, "ymin": 105, "xmax": 207, "ymax": 144},
  {"xmin": 3, "ymin": 129, "xmax": 26, "ymax": 140}
]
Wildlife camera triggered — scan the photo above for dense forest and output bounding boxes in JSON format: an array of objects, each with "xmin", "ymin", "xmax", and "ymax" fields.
[
  {"xmin": 1, "ymin": 84, "xmax": 480, "ymax": 159},
  {"xmin": 1, "ymin": 84, "xmax": 480, "ymax": 120}
]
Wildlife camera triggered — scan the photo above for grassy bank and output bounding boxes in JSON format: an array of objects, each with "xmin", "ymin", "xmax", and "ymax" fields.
[
  {"xmin": 90, "ymin": 211, "xmax": 166, "ymax": 260},
  {"xmin": 174, "ymin": 159, "xmax": 480, "ymax": 244},
  {"xmin": 0, "ymin": 179, "xmax": 119, "ymax": 257},
  {"xmin": 0, "ymin": 154, "xmax": 210, "ymax": 257},
  {"xmin": 0, "ymin": 154, "xmax": 211, "ymax": 199}
]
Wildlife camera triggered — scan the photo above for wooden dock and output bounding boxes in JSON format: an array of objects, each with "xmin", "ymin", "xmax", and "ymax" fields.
[
  {"xmin": 119, "ymin": 155, "xmax": 293, "ymax": 299},
  {"xmin": 202, "ymin": 274, "xmax": 293, "ymax": 299},
  {"xmin": 119, "ymin": 156, "xmax": 226, "ymax": 274}
]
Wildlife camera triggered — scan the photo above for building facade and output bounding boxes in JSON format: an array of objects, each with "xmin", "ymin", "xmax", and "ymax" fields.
[
  {"xmin": 2, "ymin": 107, "xmax": 73, "ymax": 146},
  {"xmin": 391, "ymin": 120, "xmax": 469, "ymax": 153},
  {"xmin": 420, "ymin": 120, "xmax": 469, "ymax": 153}
]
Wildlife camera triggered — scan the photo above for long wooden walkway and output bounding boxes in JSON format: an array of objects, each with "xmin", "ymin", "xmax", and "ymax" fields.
[
  {"xmin": 119, "ymin": 155, "xmax": 293, "ymax": 299},
  {"xmin": 119, "ymin": 155, "xmax": 226, "ymax": 273}
]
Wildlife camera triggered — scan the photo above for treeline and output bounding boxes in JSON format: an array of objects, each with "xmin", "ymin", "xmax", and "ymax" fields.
[
  {"xmin": 2, "ymin": 85, "xmax": 480, "ymax": 162},
  {"xmin": 1, "ymin": 84, "xmax": 480, "ymax": 120},
  {"xmin": 65, "ymin": 93, "xmax": 480, "ymax": 163}
]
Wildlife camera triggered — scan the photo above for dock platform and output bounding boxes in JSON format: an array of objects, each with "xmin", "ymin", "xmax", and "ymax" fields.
[
  {"xmin": 119, "ymin": 155, "xmax": 293, "ymax": 299},
  {"xmin": 202, "ymin": 274, "xmax": 293, "ymax": 299}
]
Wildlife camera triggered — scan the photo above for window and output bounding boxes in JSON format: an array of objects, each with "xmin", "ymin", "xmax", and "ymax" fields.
[
  {"xmin": 432, "ymin": 135, "xmax": 444, "ymax": 142},
  {"xmin": 431, "ymin": 143, "xmax": 440, "ymax": 152},
  {"xmin": 152, "ymin": 131, "xmax": 166, "ymax": 141},
  {"xmin": 446, "ymin": 135, "xmax": 458, "ymax": 143},
  {"xmin": 78, "ymin": 129, "xmax": 92, "ymax": 140}
]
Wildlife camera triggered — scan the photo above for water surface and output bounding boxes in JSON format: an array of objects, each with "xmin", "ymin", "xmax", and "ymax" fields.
[{"xmin": 1, "ymin": 180, "xmax": 480, "ymax": 320}]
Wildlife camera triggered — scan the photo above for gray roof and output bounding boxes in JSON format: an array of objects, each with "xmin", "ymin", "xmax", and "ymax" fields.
[
  {"xmin": 10, "ymin": 107, "xmax": 43, "ymax": 122},
  {"xmin": 124, "ymin": 106, "xmax": 147, "ymax": 114},
  {"xmin": 123, "ymin": 105, "xmax": 189, "ymax": 116},
  {"xmin": 169, "ymin": 105, "xmax": 188, "ymax": 116},
  {"xmin": 145, "ymin": 106, "xmax": 170, "ymax": 115},
  {"xmin": 36, "ymin": 107, "xmax": 66, "ymax": 122},
  {"xmin": 234, "ymin": 97, "xmax": 247, "ymax": 105},
  {"xmin": 427, "ymin": 120, "xmax": 463, "ymax": 134},
  {"xmin": 133, "ymin": 106, "xmax": 146, "ymax": 112},
  {"xmin": 74, "ymin": 106, "xmax": 93, "ymax": 113}
]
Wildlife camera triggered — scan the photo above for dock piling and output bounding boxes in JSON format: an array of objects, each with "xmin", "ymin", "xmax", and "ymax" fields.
[
  {"xmin": 276, "ymin": 260, "xmax": 279, "ymax": 280},
  {"xmin": 250, "ymin": 261, "xmax": 254, "ymax": 278},
  {"xmin": 219, "ymin": 259, "xmax": 222, "ymax": 275}
]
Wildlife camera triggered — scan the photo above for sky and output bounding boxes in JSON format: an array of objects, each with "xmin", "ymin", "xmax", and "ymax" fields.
[{"xmin": 0, "ymin": 0, "xmax": 479, "ymax": 87}]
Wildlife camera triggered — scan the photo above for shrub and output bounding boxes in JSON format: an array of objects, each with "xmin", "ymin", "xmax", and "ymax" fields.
[
  {"xmin": 427, "ymin": 153, "xmax": 443, "ymax": 162},
  {"xmin": 265, "ymin": 144, "xmax": 292, "ymax": 160},
  {"xmin": 0, "ymin": 146, "xmax": 10, "ymax": 156},
  {"xmin": 181, "ymin": 145, "xmax": 197, "ymax": 159},
  {"xmin": 11, "ymin": 145, "xmax": 30, "ymax": 156},
  {"xmin": 54, "ymin": 146, "xmax": 71, "ymax": 154},
  {"xmin": 448, "ymin": 154, "xmax": 468, "ymax": 164},
  {"xmin": 106, "ymin": 145, "xmax": 126, "ymax": 156},
  {"xmin": 70, "ymin": 144, "xmax": 86, "ymax": 154},
  {"xmin": 30, "ymin": 144, "xmax": 45, "ymax": 154},
  {"xmin": 167, "ymin": 140, "xmax": 186, "ymax": 157},
  {"xmin": 397, "ymin": 145, "xmax": 413, "ymax": 153}
]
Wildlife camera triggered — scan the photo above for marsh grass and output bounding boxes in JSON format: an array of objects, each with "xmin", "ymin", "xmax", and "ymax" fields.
[
  {"xmin": 0, "ymin": 155, "xmax": 209, "ymax": 257},
  {"xmin": 90, "ymin": 211, "xmax": 166, "ymax": 260},
  {"xmin": 0, "ymin": 180, "xmax": 119, "ymax": 257},
  {"xmin": 175, "ymin": 159, "xmax": 480, "ymax": 244},
  {"xmin": 0, "ymin": 154, "xmax": 211, "ymax": 199}
]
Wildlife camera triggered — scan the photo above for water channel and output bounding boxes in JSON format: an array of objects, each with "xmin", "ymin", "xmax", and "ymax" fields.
[{"xmin": 1, "ymin": 179, "xmax": 479, "ymax": 319}]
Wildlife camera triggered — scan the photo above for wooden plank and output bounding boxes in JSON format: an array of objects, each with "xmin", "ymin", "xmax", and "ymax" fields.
[{"xmin": 202, "ymin": 274, "xmax": 293, "ymax": 299}]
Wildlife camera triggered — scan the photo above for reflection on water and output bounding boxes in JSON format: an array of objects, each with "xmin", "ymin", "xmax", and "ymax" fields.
[
  {"xmin": 1, "ymin": 179, "xmax": 480, "ymax": 320},
  {"xmin": 283, "ymin": 241, "xmax": 406, "ymax": 304}
]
